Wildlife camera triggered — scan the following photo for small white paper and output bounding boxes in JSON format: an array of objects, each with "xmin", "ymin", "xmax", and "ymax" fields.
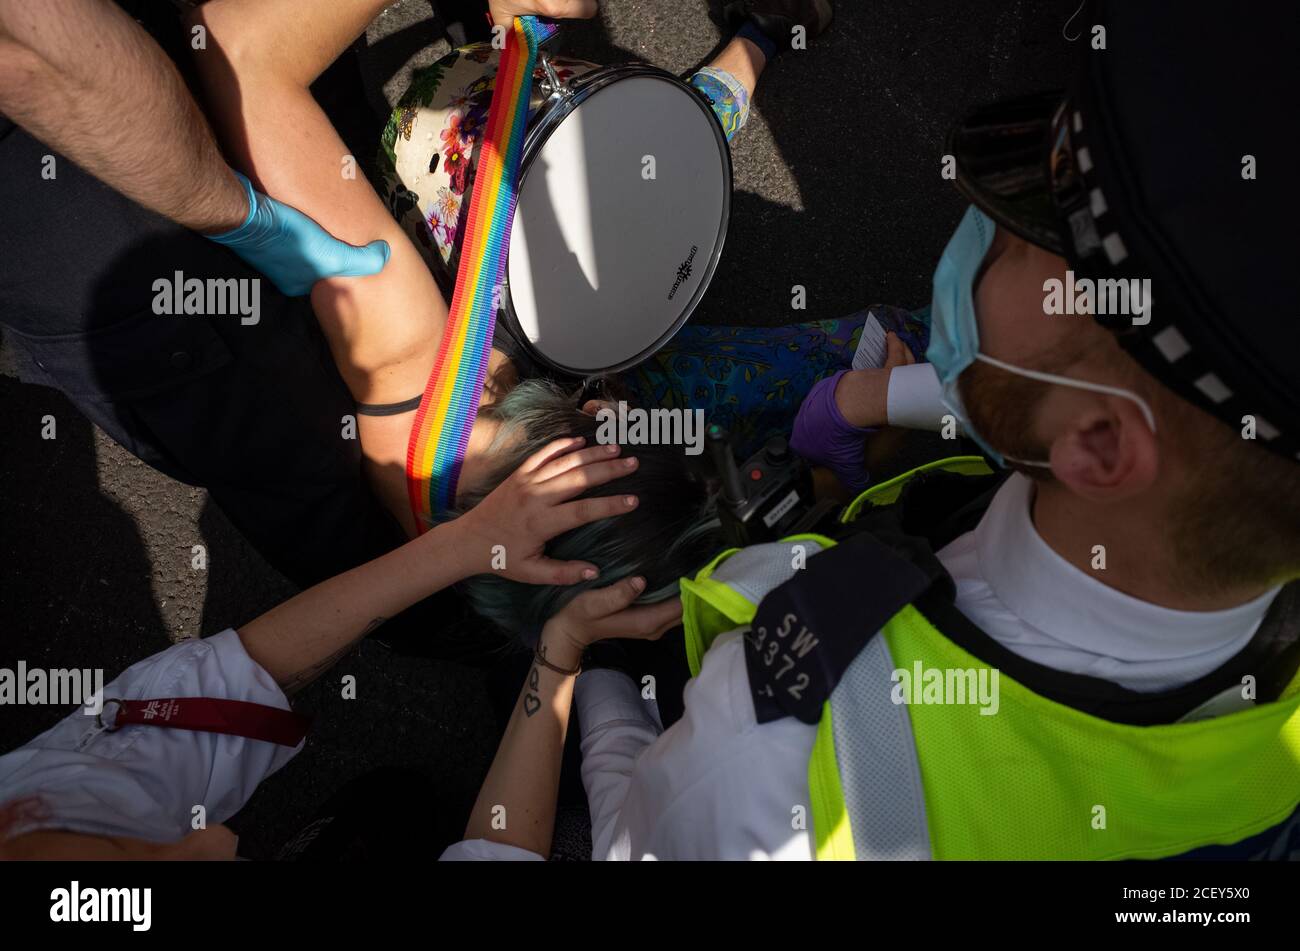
[{"xmin": 852, "ymin": 311, "xmax": 889, "ymax": 370}]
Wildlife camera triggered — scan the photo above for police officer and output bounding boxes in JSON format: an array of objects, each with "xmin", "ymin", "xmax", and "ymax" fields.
[
  {"xmin": 444, "ymin": 0, "xmax": 1299, "ymax": 861},
  {"xmin": 0, "ymin": 0, "xmax": 393, "ymax": 588}
]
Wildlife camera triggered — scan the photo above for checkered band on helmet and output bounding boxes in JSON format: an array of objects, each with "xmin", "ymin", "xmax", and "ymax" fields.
[{"xmin": 1051, "ymin": 102, "xmax": 1298, "ymax": 464}]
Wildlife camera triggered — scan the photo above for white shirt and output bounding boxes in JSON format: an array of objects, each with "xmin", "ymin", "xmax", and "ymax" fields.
[
  {"xmin": 443, "ymin": 474, "xmax": 1281, "ymax": 861},
  {"xmin": 0, "ymin": 629, "xmax": 300, "ymax": 843}
]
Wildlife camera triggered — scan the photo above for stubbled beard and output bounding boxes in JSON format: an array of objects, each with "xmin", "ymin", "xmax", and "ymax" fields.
[
  {"xmin": 960, "ymin": 359, "xmax": 1053, "ymax": 477},
  {"xmin": 964, "ymin": 358, "xmax": 1298, "ymax": 594}
]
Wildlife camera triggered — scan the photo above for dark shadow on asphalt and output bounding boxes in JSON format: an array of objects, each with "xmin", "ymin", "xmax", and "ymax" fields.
[{"xmin": 0, "ymin": 362, "xmax": 167, "ymax": 743}]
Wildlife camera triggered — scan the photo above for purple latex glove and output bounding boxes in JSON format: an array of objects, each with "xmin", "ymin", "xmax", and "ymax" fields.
[{"xmin": 790, "ymin": 370, "xmax": 876, "ymax": 493}]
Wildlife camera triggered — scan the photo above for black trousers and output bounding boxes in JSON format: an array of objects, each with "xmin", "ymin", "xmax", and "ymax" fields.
[{"xmin": 4, "ymin": 299, "xmax": 401, "ymax": 591}]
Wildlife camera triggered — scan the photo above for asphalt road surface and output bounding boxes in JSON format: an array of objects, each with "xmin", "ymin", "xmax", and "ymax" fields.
[{"xmin": 1, "ymin": 0, "xmax": 1200, "ymax": 858}]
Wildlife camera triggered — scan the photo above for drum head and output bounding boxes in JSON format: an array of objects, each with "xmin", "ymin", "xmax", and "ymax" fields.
[{"xmin": 506, "ymin": 71, "xmax": 730, "ymax": 375}]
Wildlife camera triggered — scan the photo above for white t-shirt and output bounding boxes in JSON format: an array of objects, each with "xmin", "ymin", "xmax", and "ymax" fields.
[
  {"xmin": 442, "ymin": 474, "xmax": 1281, "ymax": 861},
  {"xmin": 0, "ymin": 629, "xmax": 301, "ymax": 843}
]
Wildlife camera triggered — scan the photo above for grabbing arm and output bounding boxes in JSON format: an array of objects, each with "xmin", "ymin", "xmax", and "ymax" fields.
[
  {"xmin": 0, "ymin": 0, "xmax": 245, "ymax": 232},
  {"xmin": 239, "ymin": 437, "xmax": 642, "ymax": 694},
  {"xmin": 187, "ymin": 0, "xmax": 443, "ymax": 403},
  {"xmin": 458, "ymin": 579, "xmax": 680, "ymax": 858},
  {"xmin": 0, "ymin": 0, "xmax": 388, "ymax": 295}
]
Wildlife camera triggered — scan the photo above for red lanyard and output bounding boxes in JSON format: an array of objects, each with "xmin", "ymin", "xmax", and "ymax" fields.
[{"xmin": 100, "ymin": 697, "xmax": 310, "ymax": 747}]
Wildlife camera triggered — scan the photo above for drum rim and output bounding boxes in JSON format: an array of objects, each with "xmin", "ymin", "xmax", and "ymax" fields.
[{"xmin": 501, "ymin": 62, "xmax": 734, "ymax": 377}]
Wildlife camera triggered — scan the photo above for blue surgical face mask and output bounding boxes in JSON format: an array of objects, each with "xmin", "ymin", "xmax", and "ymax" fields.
[{"xmin": 926, "ymin": 205, "xmax": 1157, "ymax": 468}]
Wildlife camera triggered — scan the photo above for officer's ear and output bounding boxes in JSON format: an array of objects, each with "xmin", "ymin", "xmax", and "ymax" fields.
[{"xmin": 1046, "ymin": 391, "xmax": 1159, "ymax": 502}]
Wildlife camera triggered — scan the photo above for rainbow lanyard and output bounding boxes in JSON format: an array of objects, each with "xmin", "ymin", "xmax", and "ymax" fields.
[{"xmin": 406, "ymin": 16, "xmax": 558, "ymax": 530}]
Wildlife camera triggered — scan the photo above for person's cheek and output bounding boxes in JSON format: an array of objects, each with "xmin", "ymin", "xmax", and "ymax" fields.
[{"xmin": 972, "ymin": 251, "xmax": 1019, "ymax": 359}]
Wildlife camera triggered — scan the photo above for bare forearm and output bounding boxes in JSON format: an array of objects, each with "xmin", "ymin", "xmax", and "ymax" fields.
[
  {"xmin": 188, "ymin": 0, "xmax": 447, "ymax": 403},
  {"xmin": 464, "ymin": 637, "xmax": 582, "ymax": 857},
  {"xmin": 460, "ymin": 575, "xmax": 674, "ymax": 858},
  {"xmin": 237, "ymin": 520, "xmax": 475, "ymax": 694},
  {"xmin": 0, "ymin": 0, "xmax": 246, "ymax": 232},
  {"xmin": 190, "ymin": 0, "xmax": 393, "ymax": 89}
]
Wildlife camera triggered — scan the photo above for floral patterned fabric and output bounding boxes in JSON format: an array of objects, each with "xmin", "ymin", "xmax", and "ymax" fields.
[{"xmin": 618, "ymin": 306, "xmax": 931, "ymax": 460}]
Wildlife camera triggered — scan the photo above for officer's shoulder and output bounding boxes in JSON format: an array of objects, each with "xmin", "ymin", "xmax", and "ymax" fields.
[
  {"xmin": 709, "ymin": 537, "xmax": 836, "ymax": 604},
  {"xmin": 744, "ymin": 531, "xmax": 940, "ymax": 724}
]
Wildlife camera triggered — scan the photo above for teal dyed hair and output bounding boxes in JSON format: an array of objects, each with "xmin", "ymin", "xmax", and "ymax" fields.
[{"xmin": 447, "ymin": 380, "xmax": 721, "ymax": 636}]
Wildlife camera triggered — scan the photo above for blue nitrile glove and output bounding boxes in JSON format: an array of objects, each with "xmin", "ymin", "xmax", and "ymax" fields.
[
  {"xmin": 790, "ymin": 369, "xmax": 876, "ymax": 494},
  {"xmin": 206, "ymin": 171, "xmax": 391, "ymax": 296}
]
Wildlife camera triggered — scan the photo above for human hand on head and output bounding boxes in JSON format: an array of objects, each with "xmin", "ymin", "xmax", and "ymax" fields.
[
  {"xmin": 540, "ymin": 576, "xmax": 682, "ymax": 669},
  {"xmin": 454, "ymin": 436, "xmax": 639, "ymax": 584},
  {"xmin": 488, "ymin": 0, "xmax": 598, "ymax": 26}
]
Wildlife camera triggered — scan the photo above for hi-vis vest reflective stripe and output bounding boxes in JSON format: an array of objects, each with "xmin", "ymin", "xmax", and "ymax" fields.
[{"xmin": 679, "ymin": 457, "xmax": 1300, "ymax": 860}]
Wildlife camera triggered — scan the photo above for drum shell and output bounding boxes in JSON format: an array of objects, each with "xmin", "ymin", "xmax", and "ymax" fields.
[{"xmin": 379, "ymin": 43, "xmax": 732, "ymax": 376}]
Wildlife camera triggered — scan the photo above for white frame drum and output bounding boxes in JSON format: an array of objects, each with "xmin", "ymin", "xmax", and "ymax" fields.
[{"xmin": 381, "ymin": 44, "xmax": 733, "ymax": 377}]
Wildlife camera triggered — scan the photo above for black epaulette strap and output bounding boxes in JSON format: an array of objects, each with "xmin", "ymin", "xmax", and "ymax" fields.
[
  {"xmin": 742, "ymin": 465, "xmax": 988, "ymax": 726},
  {"xmin": 745, "ymin": 530, "xmax": 951, "ymax": 725}
]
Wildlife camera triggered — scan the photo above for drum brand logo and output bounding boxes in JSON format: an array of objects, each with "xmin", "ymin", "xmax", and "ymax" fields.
[{"xmin": 667, "ymin": 245, "xmax": 699, "ymax": 301}]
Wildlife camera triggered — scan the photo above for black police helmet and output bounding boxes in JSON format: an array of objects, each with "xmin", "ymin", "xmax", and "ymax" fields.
[{"xmin": 947, "ymin": 1, "xmax": 1297, "ymax": 464}]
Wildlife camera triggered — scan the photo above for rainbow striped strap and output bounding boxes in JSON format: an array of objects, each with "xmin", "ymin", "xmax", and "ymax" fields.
[{"xmin": 405, "ymin": 16, "xmax": 559, "ymax": 530}]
